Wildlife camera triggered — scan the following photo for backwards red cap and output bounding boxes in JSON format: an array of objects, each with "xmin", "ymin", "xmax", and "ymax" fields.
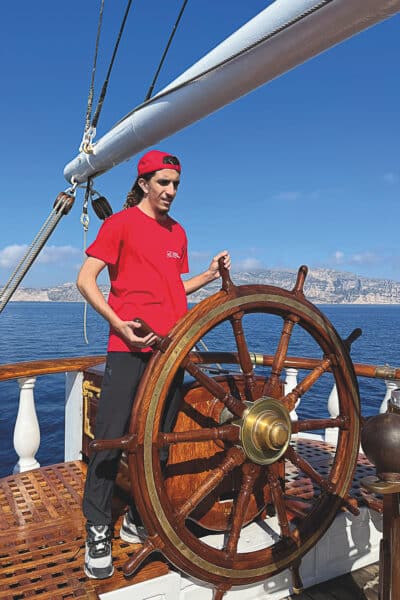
[{"xmin": 137, "ymin": 150, "xmax": 181, "ymax": 176}]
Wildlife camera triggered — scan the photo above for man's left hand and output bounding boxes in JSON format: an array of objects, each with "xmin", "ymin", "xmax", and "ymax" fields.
[{"xmin": 208, "ymin": 250, "xmax": 231, "ymax": 280}]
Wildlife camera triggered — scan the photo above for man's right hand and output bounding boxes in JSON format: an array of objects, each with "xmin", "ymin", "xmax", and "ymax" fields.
[{"xmin": 114, "ymin": 320, "xmax": 159, "ymax": 349}]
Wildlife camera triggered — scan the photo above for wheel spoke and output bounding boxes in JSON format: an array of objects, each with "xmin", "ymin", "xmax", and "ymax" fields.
[
  {"xmin": 292, "ymin": 416, "xmax": 348, "ymax": 434},
  {"xmin": 285, "ymin": 445, "xmax": 359, "ymax": 515},
  {"xmin": 175, "ymin": 446, "xmax": 246, "ymax": 523},
  {"xmin": 225, "ymin": 463, "xmax": 260, "ymax": 558},
  {"xmin": 283, "ymin": 355, "xmax": 332, "ymax": 411},
  {"xmin": 230, "ymin": 311, "xmax": 256, "ymax": 401},
  {"xmin": 283, "ymin": 475, "xmax": 315, "ymax": 519},
  {"xmin": 158, "ymin": 424, "xmax": 240, "ymax": 447},
  {"xmin": 130, "ymin": 276, "xmax": 361, "ymax": 586},
  {"xmin": 285, "ymin": 445, "xmax": 332, "ymax": 494},
  {"xmin": 266, "ymin": 464, "xmax": 294, "ymax": 540},
  {"xmin": 264, "ymin": 314, "xmax": 299, "ymax": 397},
  {"xmin": 182, "ymin": 356, "xmax": 246, "ymax": 417}
]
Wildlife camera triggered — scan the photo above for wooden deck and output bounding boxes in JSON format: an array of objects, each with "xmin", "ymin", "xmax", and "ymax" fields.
[
  {"xmin": 0, "ymin": 461, "xmax": 168, "ymax": 599},
  {"xmin": 0, "ymin": 447, "xmax": 382, "ymax": 599}
]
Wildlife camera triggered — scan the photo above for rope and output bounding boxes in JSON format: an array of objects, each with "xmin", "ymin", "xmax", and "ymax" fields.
[
  {"xmin": 91, "ymin": 0, "xmax": 133, "ymax": 130},
  {"xmin": 80, "ymin": 0, "xmax": 133, "ymax": 153},
  {"xmin": 0, "ymin": 191, "xmax": 76, "ymax": 314},
  {"xmin": 80, "ymin": 181, "xmax": 92, "ymax": 344},
  {"xmin": 81, "ymin": 0, "xmax": 188, "ymax": 150},
  {"xmin": 144, "ymin": 0, "xmax": 189, "ymax": 101},
  {"xmin": 116, "ymin": 0, "xmax": 334, "ymax": 127},
  {"xmin": 83, "ymin": 0, "xmax": 105, "ymax": 138},
  {"xmin": 195, "ymin": 338, "xmax": 223, "ymax": 373}
]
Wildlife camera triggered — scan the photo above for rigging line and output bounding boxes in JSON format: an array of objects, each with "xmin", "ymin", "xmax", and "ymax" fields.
[
  {"xmin": 91, "ymin": 0, "xmax": 134, "ymax": 130},
  {"xmin": 0, "ymin": 194, "xmax": 75, "ymax": 314},
  {"xmin": 81, "ymin": 181, "xmax": 92, "ymax": 344},
  {"xmin": 0, "ymin": 194, "xmax": 70, "ymax": 300},
  {"xmin": 83, "ymin": 0, "xmax": 105, "ymax": 136},
  {"xmin": 114, "ymin": 0, "xmax": 334, "ymax": 128},
  {"xmin": 0, "ymin": 204, "xmax": 62, "ymax": 299},
  {"xmin": 194, "ymin": 339, "xmax": 223, "ymax": 373},
  {"xmin": 144, "ymin": 0, "xmax": 189, "ymax": 101}
]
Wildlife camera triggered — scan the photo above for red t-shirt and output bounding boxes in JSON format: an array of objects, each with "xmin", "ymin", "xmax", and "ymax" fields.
[{"xmin": 86, "ymin": 206, "xmax": 189, "ymax": 352}]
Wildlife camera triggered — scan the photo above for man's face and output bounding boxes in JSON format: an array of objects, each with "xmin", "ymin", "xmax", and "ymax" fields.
[{"xmin": 140, "ymin": 169, "xmax": 180, "ymax": 216}]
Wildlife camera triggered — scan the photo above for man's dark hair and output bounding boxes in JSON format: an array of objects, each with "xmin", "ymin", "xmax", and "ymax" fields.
[{"xmin": 123, "ymin": 172, "xmax": 155, "ymax": 208}]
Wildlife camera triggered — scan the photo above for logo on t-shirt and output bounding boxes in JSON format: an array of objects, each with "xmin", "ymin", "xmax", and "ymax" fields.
[{"xmin": 167, "ymin": 250, "xmax": 181, "ymax": 259}]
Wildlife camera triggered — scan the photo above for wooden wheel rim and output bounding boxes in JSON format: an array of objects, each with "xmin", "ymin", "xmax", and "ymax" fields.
[{"xmin": 129, "ymin": 286, "xmax": 360, "ymax": 585}]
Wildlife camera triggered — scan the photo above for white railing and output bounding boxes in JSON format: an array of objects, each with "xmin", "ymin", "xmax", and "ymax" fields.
[
  {"xmin": 0, "ymin": 356, "xmax": 104, "ymax": 475},
  {"xmin": 13, "ymin": 377, "xmax": 40, "ymax": 473},
  {"xmin": 12, "ymin": 372, "xmax": 85, "ymax": 474},
  {"xmin": 7, "ymin": 363, "xmax": 400, "ymax": 475}
]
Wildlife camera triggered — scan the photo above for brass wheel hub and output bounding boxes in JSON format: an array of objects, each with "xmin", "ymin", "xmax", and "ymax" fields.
[{"xmin": 238, "ymin": 397, "xmax": 291, "ymax": 465}]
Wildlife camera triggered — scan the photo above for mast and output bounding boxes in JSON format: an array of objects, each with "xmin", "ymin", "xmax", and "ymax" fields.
[{"xmin": 64, "ymin": 0, "xmax": 400, "ymax": 184}]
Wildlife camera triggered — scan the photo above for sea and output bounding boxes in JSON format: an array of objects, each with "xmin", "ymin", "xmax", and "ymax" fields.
[{"xmin": 0, "ymin": 301, "xmax": 399, "ymax": 478}]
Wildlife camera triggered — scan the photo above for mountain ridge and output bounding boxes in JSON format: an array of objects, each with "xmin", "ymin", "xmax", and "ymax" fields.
[{"xmin": 7, "ymin": 268, "xmax": 400, "ymax": 304}]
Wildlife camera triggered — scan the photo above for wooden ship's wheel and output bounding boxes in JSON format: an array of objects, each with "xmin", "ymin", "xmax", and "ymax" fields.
[{"xmin": 94, "ymin": 265, "xmax": 361, "ymax": 599}]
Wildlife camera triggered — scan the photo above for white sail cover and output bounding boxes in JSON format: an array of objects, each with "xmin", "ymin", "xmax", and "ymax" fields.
[{"xmin": 64, "ymin": 0, "xmax": 400, "ymax": 183}]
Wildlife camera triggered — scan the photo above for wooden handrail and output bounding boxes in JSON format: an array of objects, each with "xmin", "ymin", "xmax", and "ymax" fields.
[
  {"xmin": 0, "ymin": 352, "xmax": 398, "ymax": 384},
  {"xmin": 189, "ymin": 352, "xmax": 400, "ymax": 381},
  {"xmin": 0, "ymin": 356, "xmax": 106, "ymax": 382}
]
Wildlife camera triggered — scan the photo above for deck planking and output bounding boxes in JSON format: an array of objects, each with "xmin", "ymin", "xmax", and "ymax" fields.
[
  {"xmin": 0, "ymin": 451, "xmax": 381, "ymax": 599},
  {"xmin": 0, "ymin": 462, "xmax": 168, "ymax": 599}
]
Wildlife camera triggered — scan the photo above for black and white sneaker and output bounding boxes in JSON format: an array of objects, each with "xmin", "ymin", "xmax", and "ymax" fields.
[
  {"xmin": 120, "ymin": 511, "xmax": 147, "ymax": 544},
  {"xmin": 84, "ymin": 524, "xmax": 114, "ymax": 579}
]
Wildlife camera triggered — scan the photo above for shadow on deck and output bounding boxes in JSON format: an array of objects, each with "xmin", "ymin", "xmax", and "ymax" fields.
[{"xmin": 284, "ymin": 563, "xmax": 379, "ymax": 599}]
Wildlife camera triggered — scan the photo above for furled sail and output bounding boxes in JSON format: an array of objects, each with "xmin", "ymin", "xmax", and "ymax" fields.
[{"xmin": 64, "ymin": 0, "xmax": 400, "ymax": 184}]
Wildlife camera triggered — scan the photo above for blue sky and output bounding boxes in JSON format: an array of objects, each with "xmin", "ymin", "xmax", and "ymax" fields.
[{"xmin": 0, "ymin": 1, "xmax": 399, "ymax": 288}]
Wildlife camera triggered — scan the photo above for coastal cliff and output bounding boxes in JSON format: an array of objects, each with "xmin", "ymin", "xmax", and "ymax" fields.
[
  {"xmin": 187, "ymin": 269, "xmax": 400, "ymax": 304},
  {"xmin": 7, "ymin": 269, "xmax": 400, "ymax": 304}
]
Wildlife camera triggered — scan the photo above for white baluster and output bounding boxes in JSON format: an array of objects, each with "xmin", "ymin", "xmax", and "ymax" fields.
[
  {"xmin": 13, "ymin": 377, "xmax": 40, "ymax": 473},
  {"xmin": 380, "ymin": 379, "xmax": 400, "ymax": 414},
  {"xmin": 285, "ymin": 368, "xmax": 299, "ymax": 421},
  {"xmin": 325, "ymin": 383, "xmax": 339, "ymax": 446}
]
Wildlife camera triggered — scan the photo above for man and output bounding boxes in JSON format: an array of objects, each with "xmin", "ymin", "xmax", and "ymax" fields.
[{"xmin": 76, "ymin": 149, "xmax": 231, "ymax": 579}]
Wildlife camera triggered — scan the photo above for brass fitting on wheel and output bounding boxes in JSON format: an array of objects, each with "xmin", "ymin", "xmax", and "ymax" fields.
[{"xmin": 237, "ymin": 397, "xmax": 292, "ymax": 465}]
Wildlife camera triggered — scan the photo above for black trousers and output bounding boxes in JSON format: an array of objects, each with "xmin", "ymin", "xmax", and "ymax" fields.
[{"xmin": 83, "ymin": 351, "xmax": 182, "ymax": 525}]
